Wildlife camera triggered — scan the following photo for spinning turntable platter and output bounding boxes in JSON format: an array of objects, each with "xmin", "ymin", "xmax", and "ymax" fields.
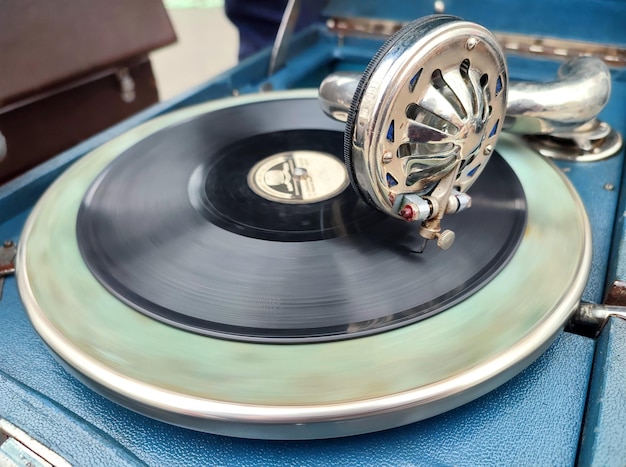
[{"xmin": 17, "ymin": 90, "xmax": 590, "ymax": 439}]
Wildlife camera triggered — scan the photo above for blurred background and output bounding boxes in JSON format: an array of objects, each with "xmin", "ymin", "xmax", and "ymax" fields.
[{"xmin": 151, "ymin": 0, "xmax": 238, "ymax": 100}]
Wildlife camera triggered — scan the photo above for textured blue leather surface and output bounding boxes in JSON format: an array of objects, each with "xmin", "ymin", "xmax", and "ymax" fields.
[
  {"xmin": 579, "ymin": 318, "xmax": 626, "ymax": 466},
  {"xmin": 0, "ymin": 371, "xmax": 144, "ymax": 466}
]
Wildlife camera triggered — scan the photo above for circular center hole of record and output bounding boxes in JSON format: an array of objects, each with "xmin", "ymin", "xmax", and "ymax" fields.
[
  {"xmin": 247, "ymin": 150, "xmax": 349, "ymax": 204},
  {"xmin": 76, "ymin": 97, "xmax": 527, "ymax": 344}
]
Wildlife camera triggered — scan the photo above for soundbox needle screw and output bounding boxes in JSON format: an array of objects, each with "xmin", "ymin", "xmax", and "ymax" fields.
[{"xmin": 399, "ymin": 205, "xmax": 415, "ymax": 221}]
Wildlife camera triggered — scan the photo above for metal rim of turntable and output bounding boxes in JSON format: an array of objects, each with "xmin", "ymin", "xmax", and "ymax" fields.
[{"xmin": 16, "ymin": 90, "xmax": 591, "ymax": 440}]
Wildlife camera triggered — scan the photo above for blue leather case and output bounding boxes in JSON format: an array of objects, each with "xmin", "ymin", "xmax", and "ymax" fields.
[{"xmin": 1, "ymin": 1, "xmax": 625, "ymax": 464}]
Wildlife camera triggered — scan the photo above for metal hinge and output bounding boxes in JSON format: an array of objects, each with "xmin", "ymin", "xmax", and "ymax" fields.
[
  {"xmin": 496, "ymin": 33, "xmax": 626, "ymax": 68},
  {"xmin": 115, "ymin": 68, "xmax": 136, "ymax": 103},
  {"xmin": 0, "ymin": 241, "xmax": 16, "ymax": 301},
  {"xmin": 0, "ymin": 419, "xmax": 71, "ymax": 467},
  {"xmin": 326, "ymin": 17, "xmax": 626, "ymax": 67},
  {"xmin": 568, "ymin": 302, "xmax": 626, "ymax": 337}
]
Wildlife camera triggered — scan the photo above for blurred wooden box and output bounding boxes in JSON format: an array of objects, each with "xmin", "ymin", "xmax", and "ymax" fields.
[{"xmin": 0, "ymin": 0, "xmax": 177, "ymax": 183}]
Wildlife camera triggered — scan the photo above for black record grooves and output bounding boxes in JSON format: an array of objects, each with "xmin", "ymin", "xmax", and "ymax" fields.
[{"xmin": 76, "ymin": 97, "xmax": 527, "ymax": 343}]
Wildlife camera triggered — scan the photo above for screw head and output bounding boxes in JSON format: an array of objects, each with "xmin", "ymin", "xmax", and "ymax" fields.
[
  {"xmin": 604, "ymin": 182, "xmax": 615, "ymax": 191},
  {"xmin": 484, "ymin": 145, "xmax": 493, "ymax": 156},
  {"xmin": 399, "ymin": 205, "xmax": 415, "ymax": 221},
  {"xmin": 466, "ymin": 37, "xmax": 478, "ymax": 50},
  {"xmin": 382, "ymin": 151, "xmax": 393, "ymax": 164},
  {"xmin": 436, "ymin": 230, "xmax": 455, "ymax": 250}
]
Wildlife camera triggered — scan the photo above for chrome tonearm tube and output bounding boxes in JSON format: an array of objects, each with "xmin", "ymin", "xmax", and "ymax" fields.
[{"xmin": 318, "ymin": 15, "xmax": 621, "ymax": 250}]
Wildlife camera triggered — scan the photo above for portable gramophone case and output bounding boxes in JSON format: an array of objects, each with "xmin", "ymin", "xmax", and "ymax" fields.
[{"xmin": 1, "ymin": 0, "xmax": 626, "ymax": 465}]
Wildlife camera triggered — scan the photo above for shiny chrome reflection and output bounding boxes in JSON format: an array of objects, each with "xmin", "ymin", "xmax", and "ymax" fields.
[
  {"xmin": 320, "ymin": 57, "xmax": 612, "ymax": 138},
  {"xmin": 505, "ymin": 57, "xmax": 611, "ymax": 135}
]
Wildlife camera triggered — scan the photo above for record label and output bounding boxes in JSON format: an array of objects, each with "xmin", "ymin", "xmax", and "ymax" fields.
[{"xmin": 248, "ymin": 150, "xmax": 349, "ymax": 204}]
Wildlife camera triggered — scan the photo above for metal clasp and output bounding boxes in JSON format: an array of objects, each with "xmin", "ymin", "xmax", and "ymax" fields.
[
  {"xmin": 116, "ymin": 68, "xmax": 136, "ymax": 103},
  {"xmin": 569, "ymin": 302, "xmax": 626, "ymax": 337},
  {"xmin": 0, "ymin": 418, "xmax": 70, "ymax": 467}
]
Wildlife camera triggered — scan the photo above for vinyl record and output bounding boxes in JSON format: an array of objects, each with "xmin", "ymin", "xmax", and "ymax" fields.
[{"xmin": 75, "ymin": 97, "xmax": 525, "ymax": 343}]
